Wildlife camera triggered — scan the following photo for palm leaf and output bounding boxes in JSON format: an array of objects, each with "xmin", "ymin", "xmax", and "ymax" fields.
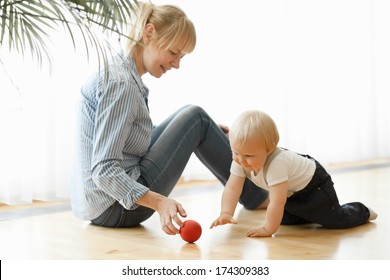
[{"xmin": 0, "ymin": 0, "xmax": 137, "ymax": 67}]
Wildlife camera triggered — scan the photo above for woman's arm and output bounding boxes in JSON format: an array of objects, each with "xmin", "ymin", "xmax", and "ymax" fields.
[
  {"xmin": 246, "ymin": 181, "xmax": 288, "ymax": 237},
  {"xmin": 91, "ymin": 80, "xmax": 151, "ymax": 209}
]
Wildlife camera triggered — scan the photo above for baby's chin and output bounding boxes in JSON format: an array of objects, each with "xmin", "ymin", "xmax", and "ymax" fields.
[
  {"xmin": 243, "ymin": 166, "xmax": 254, "ymax": 172},
  {"xmin": 245, "ymin": 167, "xmax": 261, "ymax": 175}
]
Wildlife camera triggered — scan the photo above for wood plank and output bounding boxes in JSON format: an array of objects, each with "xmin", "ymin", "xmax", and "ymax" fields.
[{"xmin": 0, "ymin": 166, "xmax": 389, "ymax": 260}]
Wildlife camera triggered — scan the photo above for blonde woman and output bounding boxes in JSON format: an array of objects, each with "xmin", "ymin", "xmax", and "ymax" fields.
[
  {"xmin": 211, "ymin": 110, "xmax": 377, "ymax": 237},
  {"xmin": 71, "ymin": 2, "xmax": 268, "ymax": 235}
]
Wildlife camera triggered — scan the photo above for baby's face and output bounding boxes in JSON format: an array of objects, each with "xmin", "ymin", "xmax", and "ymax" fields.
[{"xmin": 231, "ymin": 138, "xmax": 269, "ymax": 174}]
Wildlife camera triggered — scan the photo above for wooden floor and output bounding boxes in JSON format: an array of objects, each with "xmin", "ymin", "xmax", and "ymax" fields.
[{"xmin": 1, "ymin": 162, "xmax": 389, "ymax": 260}]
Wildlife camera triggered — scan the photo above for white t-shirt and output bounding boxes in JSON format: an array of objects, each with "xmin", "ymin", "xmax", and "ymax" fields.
[{"xmin": 230, "ymin": 148, "xmax": 316, "ymax": 196}]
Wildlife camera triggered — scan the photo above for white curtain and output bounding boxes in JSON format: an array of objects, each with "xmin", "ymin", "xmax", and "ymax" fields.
[
  {"xmin": 1, "ymin": 0, "xmax": 389, "ymax": 204},
  {"xmin": 0, "ymin": 32, "xmax": 94, "ymax": 204}
]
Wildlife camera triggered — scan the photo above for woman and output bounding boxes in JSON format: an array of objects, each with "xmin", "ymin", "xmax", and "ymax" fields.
[{"xmin": 71, "ymin": 2, "xmax": 268, "ymax": 235}]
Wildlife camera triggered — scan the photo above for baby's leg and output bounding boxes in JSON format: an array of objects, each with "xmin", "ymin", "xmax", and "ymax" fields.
[
  {"xmin": 281, "ymin": 210, "xmax": 310, "ymax": 225},
  {"xmin": 285, "ymin": 161, "xmax": 371, "ymax": 229}
]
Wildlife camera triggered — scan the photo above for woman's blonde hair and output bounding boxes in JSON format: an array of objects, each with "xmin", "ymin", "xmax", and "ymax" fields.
[
  {"xmin": 125, "ymin": 2, "xmax": 196, "ymax": 55},
  {"xmin": 230, "ymin": 110, "xmax": 280, "ymax": 152}
]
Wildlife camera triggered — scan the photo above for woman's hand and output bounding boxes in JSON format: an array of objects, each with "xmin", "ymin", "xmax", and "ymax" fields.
[
  {"xmin": 136, "ymin": 191, "xmax": 187, "ymax": 235},
  {"xmin": 210, "ymin": 213, "xmax": 237, "ymax": 229},
  {"xmin": 156, "ymin": 197, "xmax": 187, "ymax": 235},
  {"xmin": 218, "ymin": 124, "xmax": 229, "ymax": 135}
]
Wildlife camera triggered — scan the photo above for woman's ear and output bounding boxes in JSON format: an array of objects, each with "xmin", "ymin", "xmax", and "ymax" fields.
[{"xmin": 143, "ymin": 23, "xmax": 156, "ymax": 44}]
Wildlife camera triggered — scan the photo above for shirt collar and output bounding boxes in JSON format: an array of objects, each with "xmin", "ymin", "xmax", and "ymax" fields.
[{"xmin": 121, "ymin": 52, "xmax": 149, "ymax": 100}]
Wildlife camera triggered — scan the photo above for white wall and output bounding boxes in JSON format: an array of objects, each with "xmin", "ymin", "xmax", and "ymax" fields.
[
  {"xmin": 146, "ymin": 0, "xmax": 390, "ymax": 179},
  {"xmin": 1, "ymin": 0, "xmax": 389, "ymax": 199}
]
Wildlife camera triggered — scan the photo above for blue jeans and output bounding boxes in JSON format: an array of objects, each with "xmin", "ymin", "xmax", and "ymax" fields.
[
  {"xmin": 281, "ymin": 157, "xmax": 370, "ymax": 229},
  {"xmin": 91, "ymin": 105, "xmax": 268, "ymax": 227}
]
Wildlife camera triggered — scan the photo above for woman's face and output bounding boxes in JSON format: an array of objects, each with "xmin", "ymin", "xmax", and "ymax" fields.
[
  {"xmin": 142, "ymin": 41, "xmax": 184, "ymax": 78},
  {"xmin": 136, "ymin": 23, "xmax": 187, "ymax": 78}
]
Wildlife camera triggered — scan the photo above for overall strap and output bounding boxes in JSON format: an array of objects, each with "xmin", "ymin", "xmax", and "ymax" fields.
[{"xmin": 263, "ymin": 147, "xmax": 283, "ymax": 185}]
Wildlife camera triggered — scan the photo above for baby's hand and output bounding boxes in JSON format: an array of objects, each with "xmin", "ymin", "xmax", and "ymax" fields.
[
  {"xmin": 210, "ymin": 213, "xmax": 237, "ymax": 229},
  {"xmin": 246, "ymin": 226, "xmax": 273, "ymax": 238}
]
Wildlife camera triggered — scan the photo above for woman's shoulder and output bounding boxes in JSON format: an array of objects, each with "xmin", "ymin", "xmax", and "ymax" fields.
[{"xmin": 105, "ymin": 53, "xmax": 138, "ymax": 82}]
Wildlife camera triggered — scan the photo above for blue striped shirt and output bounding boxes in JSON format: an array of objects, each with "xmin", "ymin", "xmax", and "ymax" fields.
[{"xmin": 71, "ymin": 52, "xmax": 153, "ymax": 220}]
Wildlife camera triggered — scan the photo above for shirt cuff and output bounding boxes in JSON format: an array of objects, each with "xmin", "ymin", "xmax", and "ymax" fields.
[{"xmin": 119, "ymin": 181, "xmax": 150, "ymax": 210}]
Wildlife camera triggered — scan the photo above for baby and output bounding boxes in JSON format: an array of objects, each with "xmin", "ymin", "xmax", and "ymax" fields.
[{"xmin": 210, "ymin": 110, "xmax": 377, "ymax": 237}]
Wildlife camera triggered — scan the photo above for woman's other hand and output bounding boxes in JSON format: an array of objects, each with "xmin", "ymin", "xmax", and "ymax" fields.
[{"xmin": 218, "ymin": 124, "xmax": 229, "ymax": 135}]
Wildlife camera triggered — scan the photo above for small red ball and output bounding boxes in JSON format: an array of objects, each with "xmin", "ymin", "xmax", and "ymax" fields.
[{"xmin": 180, "ymin": 220, "xmax": 202, "ymax": 243}]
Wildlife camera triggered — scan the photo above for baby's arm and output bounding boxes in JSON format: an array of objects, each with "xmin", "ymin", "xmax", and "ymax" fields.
[
  {"xmin": 210, "ymin": 174, "xmax": 245, "ymax": 228},
  {"xmin": 246, "ymin": 181, "xmax": 288, "ymax": 237}
]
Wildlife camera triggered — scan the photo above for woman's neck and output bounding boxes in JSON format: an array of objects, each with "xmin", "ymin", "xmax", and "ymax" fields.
[{"xmin": 131, "ymin": 47, "xmax": 145, "ymax": 76}]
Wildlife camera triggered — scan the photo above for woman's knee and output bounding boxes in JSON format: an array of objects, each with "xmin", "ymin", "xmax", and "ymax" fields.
[{"xmin": 181, "ymin": 104, "xmax": 209, "ymax": 120}]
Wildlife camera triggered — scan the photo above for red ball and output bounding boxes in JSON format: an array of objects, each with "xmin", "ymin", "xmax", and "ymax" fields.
[{"xmin": 180, "ymin": 220, "xmax": 202, "ymax": 243}]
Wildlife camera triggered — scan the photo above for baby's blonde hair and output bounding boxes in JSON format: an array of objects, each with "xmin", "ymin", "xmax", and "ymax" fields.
[
  {"xmin": 125, "ymin": 2, "xmax": 196, "ymax": 55},
  {"xmin": 230, "ymin": 110, "xmax": 280, "ymax": 152}
]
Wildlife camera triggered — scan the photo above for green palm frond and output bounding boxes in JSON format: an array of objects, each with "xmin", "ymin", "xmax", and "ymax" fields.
[{"xmin": 0, "ymin": 0, "xmax": 138, "ymax": 67}]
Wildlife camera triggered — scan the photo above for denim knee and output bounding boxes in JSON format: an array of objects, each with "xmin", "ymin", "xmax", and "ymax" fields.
[
  {"xmin": 239, "ymin": 179, "xmax": 269, "ymax": 209},
  {"xmin": 182, "ymin": 105, "xmax": 209, "ymax": 123}
]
